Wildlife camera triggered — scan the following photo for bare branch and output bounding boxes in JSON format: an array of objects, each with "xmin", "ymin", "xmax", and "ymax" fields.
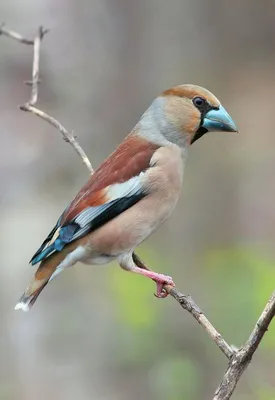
[
  {"xmin": 2, "ymin": 24, "xmax": 93, "ymax": 173},
  {"xmin": 169, "ymin": 288, "xmax": 234, "ymax": 359},
  {"xmin": 133, "ymin": 253, "xmax": 234, "ymax": 359},
  {"xmin": 213, "ymin": 291, "xmax": 275, "ymax": 400},
  {"xmin": 29, "ymin": 26, "xmax": 48, "ymax": 105},
  {"xmin": 19, "ymin": 104, "xmax": 94, "ymax": 173},
  {"xmin": 0, "ymin": 23, "xmax": 35, "ymax": 45},
  {"xmin": 245, "ymin": 291, "xmax": 275, "ymax": 353}
]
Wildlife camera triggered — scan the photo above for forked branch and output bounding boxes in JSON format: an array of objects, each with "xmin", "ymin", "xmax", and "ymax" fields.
[{"xmin": 214, "ymin": 290, "xmax": 275, "ymax": 400}]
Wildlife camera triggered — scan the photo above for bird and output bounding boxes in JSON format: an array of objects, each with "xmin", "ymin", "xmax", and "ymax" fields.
[{"xmin": 15, "ymin": 84, "xmax": 238, "ymax": 312}]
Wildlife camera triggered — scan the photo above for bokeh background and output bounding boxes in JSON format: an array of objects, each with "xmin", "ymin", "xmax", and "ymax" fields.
[{"xmin": 0, "ymin": 1, "xmax": 275, "ymax": 399}]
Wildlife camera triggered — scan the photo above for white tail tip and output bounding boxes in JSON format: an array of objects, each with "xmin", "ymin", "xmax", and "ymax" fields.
[{"xmin": 14, "ymin": 302, "xmax": 30, "ymax": 312}]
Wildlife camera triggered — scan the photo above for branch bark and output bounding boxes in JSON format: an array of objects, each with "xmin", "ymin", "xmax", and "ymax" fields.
[
  {"xmin": 2, "ymin": 24, "xmax": 274, "ymax": 400},
  {"xmin": 213, "ymin": 290, "xmax": 275, "ymax": 400},
  {"xmin": 132, "ymin": 253, "xmax": 234, "ymax": 360},
  {"xmin": 0, "ymin": 23, "xmax": 35, "ymax": 44}
]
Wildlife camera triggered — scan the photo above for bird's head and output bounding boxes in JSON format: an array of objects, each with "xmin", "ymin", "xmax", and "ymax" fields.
[{"xmin": 160, "ymin": 84, "xmax": 238, "ymax": 145}]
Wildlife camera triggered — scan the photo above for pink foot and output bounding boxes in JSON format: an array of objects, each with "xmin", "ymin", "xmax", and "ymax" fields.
[
  {"xmin": 154, "ymin": 281, "xmax": 169, "ymax": 298},
  {"xmin": 131, "ymin": 265, "xmax": 175, "ymax": 299},
  {"xmin": 152, "ymin": 274, "xmax": 175, "ymax": 299}
]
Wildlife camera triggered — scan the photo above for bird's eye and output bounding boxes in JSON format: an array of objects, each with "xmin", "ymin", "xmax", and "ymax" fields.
[{"xmin": 193, "ymin": 97, "xmax": 205, "ymax": 108}]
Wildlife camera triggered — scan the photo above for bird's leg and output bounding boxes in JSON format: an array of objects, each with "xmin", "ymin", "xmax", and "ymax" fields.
[
  {"xmin": 119, "ymin": 253, "xmax": 175, "ymax": 298},
  {"xmin": 132, "ymin": 253, "xmax": 170, "ymax": 298}
]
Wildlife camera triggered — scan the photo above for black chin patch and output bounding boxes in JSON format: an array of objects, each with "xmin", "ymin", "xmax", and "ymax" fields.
[{"xmin": 191, "ymin": 127, "xmax": 208, "ymax": 144}]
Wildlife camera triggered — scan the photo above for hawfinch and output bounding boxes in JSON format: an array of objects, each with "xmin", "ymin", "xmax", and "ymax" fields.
[{"xmin": 15, "ymin": 84, "xmax": 237, "ymax": 311}]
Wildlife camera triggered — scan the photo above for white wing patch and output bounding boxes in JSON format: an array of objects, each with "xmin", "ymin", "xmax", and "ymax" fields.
[
  {"xmin": 106, "ymin": 173, "xmax": 145, "ymax": 201},
  {"xmin": 71, "ymin": 174, "xmax": 145, "ymax": 240},
  {"xmin": 75, "ymin": 203, "xmax": 111, "ymax": 228},
  {"xmin": 30, "ymin": 173, "xmax": 147, "ymax": 264}
]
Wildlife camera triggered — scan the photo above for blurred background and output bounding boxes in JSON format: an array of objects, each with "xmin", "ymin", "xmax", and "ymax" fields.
[{"xmin": 0, "ymin": 0, "xmax": 275, "ymax": 399}]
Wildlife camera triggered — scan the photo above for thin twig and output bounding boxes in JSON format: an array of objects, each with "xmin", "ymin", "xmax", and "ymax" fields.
[
  {"xmin": 19, "ymin": 104, "xmax": 93, "ymax": 173},
  {"xmin": 29, "ymin": 26, "xmax": 47, "ymax": 105},
  {"xmin": 169, "ymin": 288, "xmax": 234, "ymax": 359},
  {"xmin": 133, "ymin": 253, "xmax": 234, "ymax": 359},
  {"xmin": 213, "ymin": 291, "xmax": 275, "ymax": 400},
  {"xmin": 1, "ymin": 24, "xmax": 93, "ymax": 173},
  {"xmin": 0, "ymin": 23, "xmax": 34, "ymax": 45}
]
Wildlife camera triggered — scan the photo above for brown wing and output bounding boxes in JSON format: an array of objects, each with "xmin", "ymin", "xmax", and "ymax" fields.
[{"xmin": 61, "ymin": 135, "xmax": 159, "ymax": 223}]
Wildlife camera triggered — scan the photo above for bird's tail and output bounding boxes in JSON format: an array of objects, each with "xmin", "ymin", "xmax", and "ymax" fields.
[
  {"xmin": 14, "ymin": 280, "xmax": 49, "ymax": 312},
  {"xmin": 14, "ymin": 250, "xmax": 67, "ymax": 312}
]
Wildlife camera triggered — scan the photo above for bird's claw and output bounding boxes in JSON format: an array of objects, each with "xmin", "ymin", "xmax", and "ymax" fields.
[
  {"xmin": 153, "ymin": 274, "xmax": 175, "ymax": 299},
  {"xmin": 154, "ymin": 284, "xmax": 169, "ymax": 298}
]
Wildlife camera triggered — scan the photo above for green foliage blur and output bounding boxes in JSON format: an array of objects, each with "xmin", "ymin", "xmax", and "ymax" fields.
[{"xmin": 108, "ymin": 247, "xmax": 275, "ymax": 399}]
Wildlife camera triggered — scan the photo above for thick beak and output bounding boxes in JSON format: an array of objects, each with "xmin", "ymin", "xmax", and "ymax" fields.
[{"xmin": 202, "ymin": 105, "xmax": 238, "ymax": 133}]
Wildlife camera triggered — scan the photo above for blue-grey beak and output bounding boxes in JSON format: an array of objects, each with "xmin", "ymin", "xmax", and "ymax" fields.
[{"xmin": 202, "ymin": 105, "xmax": 238, "ymax": 133}]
